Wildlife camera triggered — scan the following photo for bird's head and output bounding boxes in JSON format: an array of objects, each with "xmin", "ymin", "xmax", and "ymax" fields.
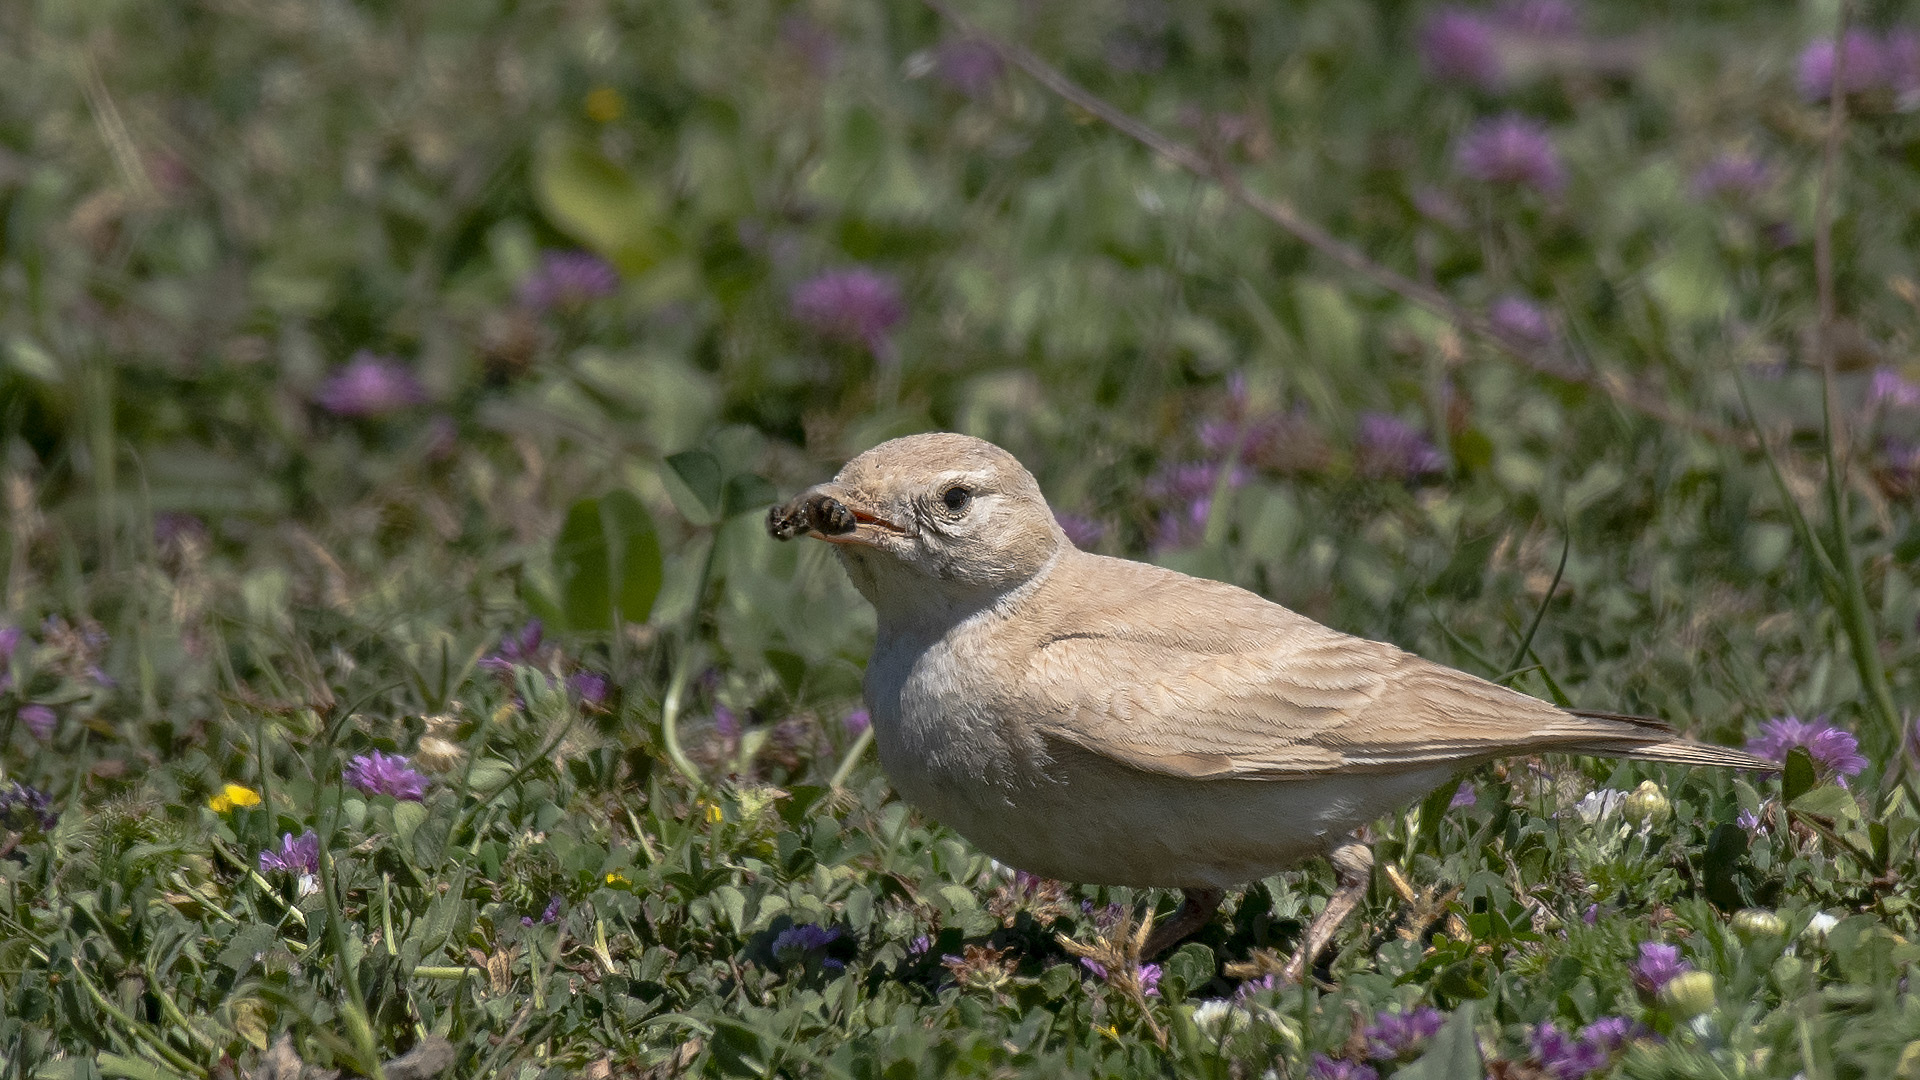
[{"xmin": 767, "ymin": 433, "xmax": 1067, "ymax": 622}]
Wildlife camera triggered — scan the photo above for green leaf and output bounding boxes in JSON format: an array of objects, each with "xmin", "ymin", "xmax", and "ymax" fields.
[
  {"xmin": 1414, "ymin": 776, "xmax": 1464, "ymax": 856},
  {"xmin": 1782, "ymin": 748, "xmax": 1817, "ymax": 806},
  {"xmin": 1394, "ymin": 1003, "xmax": 1481, "ymax": 1080},
  {"xmin": 765, "ymin": 650, "xmax": 807, "ymax": 696},
  {"xmin": 96, "ymin": 1053, "xmax": 189, "ymax": 1080},
  {"xmin": 1162, "ymin": 943, "xmax": 1215, "ymax": 1003},
  {"xmin": 600, "ymin": 490, "xmax": 662, "ymax": 624},
  {"xmin": 555, "ymin": 497, "xmax": 614, "ymax": 632},
  {"xmin": 1702, "ymin": 823, "xmax": 1750, "ymax": 911},
  {"xmin": 393, "ymin": 800, "xmax": 428, "ymax": 849},
  {"xmin": 665, "ymin": 450, "xmax": 724, "ymax": 522},
  {"xmin": 216, "ymin": 924, "xmax": 278, "ymax": 972},
  {"xmin": 551, "ymin": 491, "xmax": 660, "ymax": 630},
  {"xmin": 1435, "ymin": 959, "xmax": 1488, "ymax": 1000},
  {"xmin": 533, "ymin": 131, "xmax": 669, "ymax": 274},
  {"xmin": 722, "ymin": 472, "xmax": 776, "ymax": 519},
  {"xmin": 1789, "ymin": 783, "xmax": 1860, "ymax": 824}
]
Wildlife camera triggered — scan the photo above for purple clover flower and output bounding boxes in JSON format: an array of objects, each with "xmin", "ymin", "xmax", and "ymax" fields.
[
  {"xmin": 542, "ymin": 894, "xmax": 563, "ymax": 923},
  {"xmin": 1234, "ymin": 973, "xmax": 1279, "ymax": 999},
  {"xmin": 1580, "ymin": 1016, "xmax": 1647, "ymax": 1053},
  {"xmin": 1630, "ymin": 942, "xmax": 1691, "ymax": 995},
  {"xmin": 1489, "ymin": 295, "xmax": 1555, "ymax": 345},
  {"xmin": 518, "ymin": 251, "xmax": 619, "ymax": 311},
  {"xmin": 1421, "ymin": 9, "xmax": 1503, "ymax": 88},
  {"xmin": 314, "ymin": 351, "xmax": 428, "ymax": 418},
  {"xmin": 1148, "ymin": 460, "xmax": 1247, "ymax": 549},
  {"xmin": 1745, "ymin": 715, "xmax": 1869, "ymax": 784},
  {"xmin": 934, "ymin": 39, "xmax": 1003, "ymax": 96},
  {"xmin": 0, "ymin": 624, "xmax": 18, "ymax": 695},
  {"xmin": 1798, "ymin": 30, "xmax": 1890, "ymax": 101},
  {"xmin": 713, "ymin": 704, "xmax": 741, "ymax": 739},
  {"xmin": 0, "ymin": 781, "xmax": 57, "ymax": 832},
  {"xmin": 1531, "ymin": 1022, "xmax": 1610, "ymax": 1080},
  {"xmin": 1456, "ymin": 115, "xmax": 1566, "ymax": 194},
  {"xmin": 18, "ymin": 704, "xmax": 55, "ymax": 741},
  {"xmin": 568, "ymin": 670, "xmax": 610, "ymax": 706},
  {"xmin": 1148, "ymin": 461, "xmax": 1245, "ymax": 504},
  {"xmin": 1884, "ymin": 440, "xmax": 1920, "ymax": 494},
  {"xmin": 772, "ymin": 923, "xmax": 842, "ymax": 967},
  {"xmin": 790, "ymin": 268, "xmax": 905, "ymax": 356},
  {"xmin": 1449, "ymin": 781, "xmax": 1478, "ymax": 809},
  {"xmin": 1691, "ymin": 153, "xmax": 1772, "ymax": 200},
  {"xmin": 1365, "ymin": 1006, "xmax": 1447, "ymax": 1059},
  {"xmin": 480, "ymin": 620, "xmax": 545, "ymax": 674},
  {"xmin": 1307, "ymin": 1055, "xmax": 1378, "ymax": 1080},
  {"xmin": 258, "ymin": 831, "xmax": 320, "ymax": 875},
  {"xmin": 1054, "ymin": 513, "xmax": 1107, "ymax": 549},
  {"xmin": 1582, "ymin": 903, "xmax": 1600, "ymax": 925},
  {"xmin": 1356, "ymin": 412, "xmax": 1446, "ymax": 480},
  {"xmin": 153, "ymin": 512, "xmax": 208, "ymax": 549},
  {"xmin": 1138, "ymin": 962, "xmax": 1162, "ymax": 997},
  {"xmin": 1494, "ymin": 0, "xmax": 1580, "ymax": 36},
  {"xmin": 1889, "ymin": 29, "xmax": 1920, "ymax": 101},
  {"xmin": 344, "ymin": 751, "xmax": 430, "ymax": 801},
  {"xmin": 843, "ymin": 708, "xmax": 871, "ymax": 737},
  {"xmin": 1869, "ymin": 368, "xmax": 1920, "ymax": 410}
]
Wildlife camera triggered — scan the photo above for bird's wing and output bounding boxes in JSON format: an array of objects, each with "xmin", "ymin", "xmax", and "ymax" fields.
[{"xmin": 1021, "ymin": 556, "xmax": 1745, "ymax": 779}]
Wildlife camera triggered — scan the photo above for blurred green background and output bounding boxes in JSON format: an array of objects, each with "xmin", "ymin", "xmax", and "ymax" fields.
[{"xmin": 4, "ymin": 0, "xmax": 1920, "ymax": 1075}]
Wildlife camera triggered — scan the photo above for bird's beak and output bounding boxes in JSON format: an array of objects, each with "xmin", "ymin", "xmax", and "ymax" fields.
[{"xmin": 766, "ymin": 483, "xmax": 910, "ymax": 546}]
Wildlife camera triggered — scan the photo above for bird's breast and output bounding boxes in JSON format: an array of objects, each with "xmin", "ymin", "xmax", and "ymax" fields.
[{"xmin": 865, "ymin": 622, "xmax": 1038, "ymax": 817}]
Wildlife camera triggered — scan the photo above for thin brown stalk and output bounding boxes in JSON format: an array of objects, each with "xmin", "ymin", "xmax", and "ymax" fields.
[{"xmin": 922, "ymin": 0, "xmax": 1746, "ymax": 446}]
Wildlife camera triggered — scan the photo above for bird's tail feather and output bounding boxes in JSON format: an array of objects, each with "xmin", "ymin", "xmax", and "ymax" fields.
[
  {"xmin": 1568, "ymin": 708, "xmax": 1676, "ymax": 734},
  {"xmin": 1557, "ymin": 737, "xmax": 1773, "ymax": 771}
]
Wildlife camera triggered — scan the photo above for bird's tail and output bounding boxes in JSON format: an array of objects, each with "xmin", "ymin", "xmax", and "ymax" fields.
[{"xmin": 1561, "ymin": 710, "xmax": 1773, "ymax": 770}]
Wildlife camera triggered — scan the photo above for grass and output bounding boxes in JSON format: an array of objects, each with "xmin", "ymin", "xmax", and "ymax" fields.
[{"xmin": 2, "ymin": 0, "xmax": 1920, "ymax": 1076}]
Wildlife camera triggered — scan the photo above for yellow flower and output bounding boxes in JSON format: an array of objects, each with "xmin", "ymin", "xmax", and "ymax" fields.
[
  {"xmin": 584, "ymin": 87, "xmax": 624, "ymax": 123},
  {"xmin": 604, "ymin": 872, "xmax": 632, "ymax": 887},
  {"xmin": 208, "ymin": 783, "xmax": 262, "ymax": 813},
  {"xmin": 704, "ymin": 803, "xmax": 723, "ymax": 825},
  {"xmin": 1095, "ymin": 1024, "xmax": 1119, "ymax": 1040}
]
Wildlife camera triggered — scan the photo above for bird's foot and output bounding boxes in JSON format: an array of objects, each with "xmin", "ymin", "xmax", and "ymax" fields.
[
  {"xmin": 1280, "ymin": 842, "xmax": 1375, "ymax": 987},
  {"xmin": 1055, "ymin": 904, "xmax": 1168, "ymax": 1049}
]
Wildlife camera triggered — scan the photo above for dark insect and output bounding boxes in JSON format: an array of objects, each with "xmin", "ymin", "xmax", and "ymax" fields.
[{"xmin": 767, "ymin": 492, "xmax": 858, "ymax": 540}]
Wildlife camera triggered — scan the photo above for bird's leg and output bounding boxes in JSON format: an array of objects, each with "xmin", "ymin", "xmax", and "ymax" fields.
[
  {"xmin": 1141, "ymin": 887, "xmax": 1226, "ymax": 959},
  {"xmin": 1281, "ymin": 842, "xmax": 1374, "ymax": 986}
]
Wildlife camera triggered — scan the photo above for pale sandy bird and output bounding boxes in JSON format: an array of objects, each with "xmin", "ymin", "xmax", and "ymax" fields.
[{"xmin": 769, "ymin": 432, "xmax": 1768, "ymax": 974}]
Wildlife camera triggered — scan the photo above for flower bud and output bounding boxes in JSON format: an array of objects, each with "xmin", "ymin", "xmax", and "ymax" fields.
[
  {"xmin": 1731, "ymin": 908, "xmax": 1785, "ymax": 941},
  {"xmin": 1659, "ymin": 970, "xmax": 1716, "ymax": 1017},
  {"xmin": 1622, "ymin": 780, "xmax": 1671, "ymax": 826}
]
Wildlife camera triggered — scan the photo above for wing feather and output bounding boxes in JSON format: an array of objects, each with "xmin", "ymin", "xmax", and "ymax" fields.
[{"xmin": 1024, "ymin": 553, "xmax": 1769, "ymax": 779}]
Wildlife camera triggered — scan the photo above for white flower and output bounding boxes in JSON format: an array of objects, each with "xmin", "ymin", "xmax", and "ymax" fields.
[
  {"xmin": 1191, "ymin": 999, "xmax": 1236, "ymax": 1029},
  {"xmin": 1802, "ymin": 912, "xmax": 1839, "ymax": 942},
  {"xmin": 1572, "ymin": 789, "xmax": 1628, "ymax": 823}
]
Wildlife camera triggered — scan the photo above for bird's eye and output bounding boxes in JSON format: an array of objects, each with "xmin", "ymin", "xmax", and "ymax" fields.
[{"xmin": 941, "ymin": 485, "xmax": 972, "ymax": 514}]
